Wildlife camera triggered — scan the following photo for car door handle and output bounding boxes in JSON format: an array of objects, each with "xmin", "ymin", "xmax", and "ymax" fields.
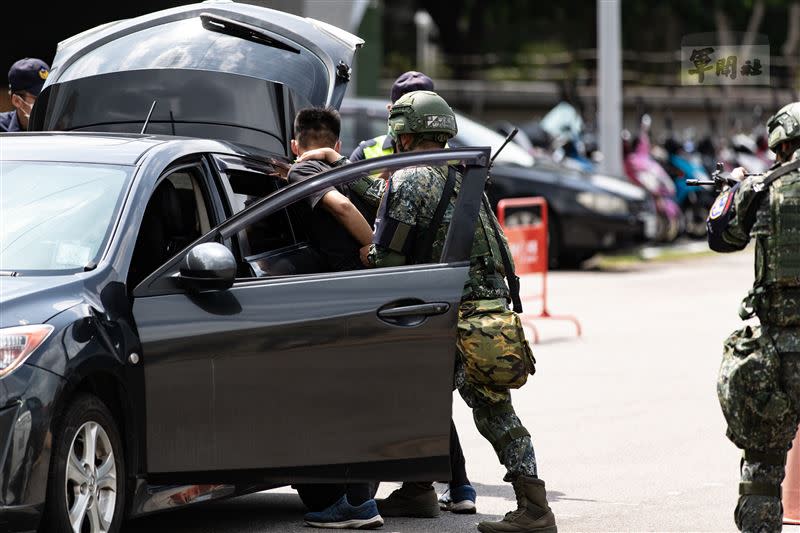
[{"xmin": 378, "ymin": 302, "xmax": 450, "ymax": 319}]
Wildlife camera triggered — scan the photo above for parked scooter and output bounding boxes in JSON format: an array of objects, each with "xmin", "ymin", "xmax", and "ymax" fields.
[
  {"xmin": 622, "ymin": 117, "xmax": 681, "ymax": 242},
  {"xmin": 660, "ymin": 138, "xmax": 716, "ymax": 239}
]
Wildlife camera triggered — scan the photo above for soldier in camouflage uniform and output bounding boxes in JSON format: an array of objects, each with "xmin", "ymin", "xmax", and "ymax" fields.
[
  {"xmin": 707, "ymin": 102, "xmax": 800, "ymax": 533},
  {"xmin": 365, "ymin": 90, "xmax": 556, "ymax": 533}
]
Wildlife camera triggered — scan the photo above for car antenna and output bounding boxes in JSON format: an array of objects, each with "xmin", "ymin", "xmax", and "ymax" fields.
[
  {"xmin": 490, "ymin": 127, "xmax": 518, "ymax": 167},
  {"xmin": 140, "ymin": 100, "xmax": 158, "ymax": 135}
]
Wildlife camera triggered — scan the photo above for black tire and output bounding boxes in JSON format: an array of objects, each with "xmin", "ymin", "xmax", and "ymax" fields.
[{"xmin": 43, "ymin": 394, "xmax": 126, "ymax": 533}]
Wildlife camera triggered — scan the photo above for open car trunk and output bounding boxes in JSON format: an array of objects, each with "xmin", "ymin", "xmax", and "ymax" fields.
[{"xmin": 31, "ymin": 2, "xmax": 363, "ymax": 156}]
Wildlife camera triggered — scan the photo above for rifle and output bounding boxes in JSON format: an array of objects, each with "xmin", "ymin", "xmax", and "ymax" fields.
[
  {"xmin": 686, "ymin": 162, "xmax": 749, "ymax": 190},
  {"xmin": 484, "ymin": 127, "xmax": 518, "ymax": 189}
]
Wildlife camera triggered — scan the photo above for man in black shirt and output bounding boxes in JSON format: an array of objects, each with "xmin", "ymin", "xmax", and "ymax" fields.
[
  {"xmin": 288, "ymin": 108, "xmax": 382, "ymax": 529},
  {"xmin": 288, "ymin": 108, "xmax": 373, "ymax": 272}
]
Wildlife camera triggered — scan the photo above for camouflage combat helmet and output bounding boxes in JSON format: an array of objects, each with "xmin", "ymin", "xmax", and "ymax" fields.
[
  {"xmin": 388, "ymin": 90, "xmax": 458, "ymax": 147},
  {"xmin": 767, "ymin": 102, "xmax": 800, "ymax": 151}
]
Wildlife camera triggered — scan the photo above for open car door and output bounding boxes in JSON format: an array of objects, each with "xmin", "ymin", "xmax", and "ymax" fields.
[{"xmin": 131, "ymin": 148, "xmax": 490, "ymax": 484}]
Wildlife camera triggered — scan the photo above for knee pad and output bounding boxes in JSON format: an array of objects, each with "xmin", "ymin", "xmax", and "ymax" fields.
[{"xmin": 473, "ymin": 402, "xmax": 530, "ymax": 456}]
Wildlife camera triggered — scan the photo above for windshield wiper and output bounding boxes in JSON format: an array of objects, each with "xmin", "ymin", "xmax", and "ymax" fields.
[
  {"xmin": 200, "ymin": 13, "xmax": 300, "ymax": 54},
  {"xmin": 0, "ymin": 271, "xmax": 20, "ymax": 277}
]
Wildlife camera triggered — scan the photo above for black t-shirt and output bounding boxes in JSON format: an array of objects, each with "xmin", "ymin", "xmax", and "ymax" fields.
[{"xmin": 287, "ymin": 160, "xmax": 362, "ymax": 271}]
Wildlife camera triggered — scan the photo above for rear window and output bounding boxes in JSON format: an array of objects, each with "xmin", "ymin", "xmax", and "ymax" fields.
[{"xmin": 59, "ymin": 17, "xmax": 328, "ymax": 108}]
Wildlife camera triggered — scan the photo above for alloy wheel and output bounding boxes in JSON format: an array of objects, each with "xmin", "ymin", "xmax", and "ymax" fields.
[{"xmin": 65, "ymin": 421, "xmax": 117, "ymax": 533}]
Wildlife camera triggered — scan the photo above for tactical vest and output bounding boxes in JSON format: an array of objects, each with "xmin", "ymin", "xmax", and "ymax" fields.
[
  {"xmin": 362, "ymin": 135, "xmax": 394, "ymax": 159},
  {"xmin": 751, "ymin": 169, "xmax": 800, "ymax": 326}
]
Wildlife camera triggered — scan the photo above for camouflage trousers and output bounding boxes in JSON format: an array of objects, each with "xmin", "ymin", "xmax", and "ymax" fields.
[
  {"xmin": 454, "ymin": 358, "xmax": 537, "ymax": 480},
  {"xmin": 731, "ymin": 326, "xmax": 800, "ymax": 533}
]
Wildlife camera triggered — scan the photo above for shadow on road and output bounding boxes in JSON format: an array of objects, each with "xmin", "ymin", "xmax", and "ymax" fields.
[
  {"xmin": 467, "ymin": 481, "xmax": 596, "ymax": 504},
  {"xmin": 124, "ymin": 491, "xmax": 306, "ymax": 532}
]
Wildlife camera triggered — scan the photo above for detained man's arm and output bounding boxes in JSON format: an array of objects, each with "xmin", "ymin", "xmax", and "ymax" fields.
[
  {"xmin": 297, "ymin": 147, "xmax": 342, "ymax": 164},
  {"xmin": 297, "ymin": 146, "xmax": 386, "ymax": 208},
  {"xmin": 319, "ymin": 189, "xmax": 373, "ymax": 246}
]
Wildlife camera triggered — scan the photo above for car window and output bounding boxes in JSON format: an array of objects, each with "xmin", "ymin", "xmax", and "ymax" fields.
[
  {"xmin": 127, "ymin": 166, "xmax": 214, "ymax": 290},
  {"xmin": 216, "ymin": 168, "xmax": 299, "ymax": 264},
  {"xmin": 131, "ymin": 148, "xmax": 490, "ymax": 297},
  {"xmin": 225, "ymin": 155, "xmax": 486, "ymax": 281}
]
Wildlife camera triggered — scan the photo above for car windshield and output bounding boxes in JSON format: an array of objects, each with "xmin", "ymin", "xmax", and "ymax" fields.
[
  {"xmin": 453, "ymin": 113, "xmax": 535, "ymax": 167},
  {"xmin": 0, "ymin": 162, "xmax": 132, "ymax": 274}
]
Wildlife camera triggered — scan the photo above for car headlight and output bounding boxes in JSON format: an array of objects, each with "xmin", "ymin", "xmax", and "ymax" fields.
[
  {"xmin": 0, "ymin": 325, "xmax": 54, "ymax": 378},
  {"xmin": 576, "ymin": 192, "xmax": 629, "ymax": 215}
]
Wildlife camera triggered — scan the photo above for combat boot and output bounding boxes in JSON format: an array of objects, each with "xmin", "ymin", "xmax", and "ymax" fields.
[
  {"xmin": 477, "ymin": 476, "xmax": 556, "ymax": 533},
  {"xmin": 376, "ymin": 482, "xmax": 440, "ymax": 518}
]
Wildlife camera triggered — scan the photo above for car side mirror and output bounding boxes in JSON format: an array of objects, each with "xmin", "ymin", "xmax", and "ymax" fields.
[{"xmin": 178, "ymin": 242, "xmax": 236, "ymax": 292}]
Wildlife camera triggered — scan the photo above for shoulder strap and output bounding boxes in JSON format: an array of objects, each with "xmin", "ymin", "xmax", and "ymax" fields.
[
  {"xmin": 414, "ymin": 166, "xmax": 458, "ymax": 264},
  {"xmin": 741, "ymin": 158, "xmax": 800, "ymax": 225},
  {"xmin": 761, "ymin": 158, "xmax": 800, "ymax": 188},
  {"xmin": 481, "ymin": 194, "xmax": 523, "ymax": 313}
]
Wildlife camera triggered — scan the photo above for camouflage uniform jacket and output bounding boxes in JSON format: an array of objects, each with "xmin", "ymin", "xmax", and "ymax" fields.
[
  {"xmin": 711, "ymin": 150, "xmax": 800, "ymax": 351},
  {"xmin": 365, "ymin": 165, "xmax": 512, "ymax": 302}
]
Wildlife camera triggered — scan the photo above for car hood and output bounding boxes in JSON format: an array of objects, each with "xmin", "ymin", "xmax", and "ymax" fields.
[
  {"xmin": 0, "ymin": 276, "xmax": 85, "ymax": 329},
  {"xmin": 31, "ymin": 1, "xmax": 363, "ymax": 156}
]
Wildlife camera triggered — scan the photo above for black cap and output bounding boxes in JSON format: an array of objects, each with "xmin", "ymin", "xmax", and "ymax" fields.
[
  {"xmin": 9, "ymin": 58, "xmax": 50, "ymax": 97},
  {"xmin": 390, "ymin": 71, "xmax": 434, "ymax": 103}
]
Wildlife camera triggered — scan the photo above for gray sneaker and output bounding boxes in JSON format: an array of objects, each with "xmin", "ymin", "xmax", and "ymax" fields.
[
  {"xmin": 439, "ymin": 484, "xmax": 477, "ymax": 514},
  {"xmin": 376, "ymin": 483, "xmax": 440, "ymax": 518}
]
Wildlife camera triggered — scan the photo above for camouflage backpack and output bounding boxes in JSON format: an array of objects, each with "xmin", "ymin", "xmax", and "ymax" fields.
[
  {"xmin": 718, "ymin": 325, "xmax": 797, "ymax": 450},
  {"xmin": 456, "ymin": 298, "xmax": 536, "ymax": 389}
]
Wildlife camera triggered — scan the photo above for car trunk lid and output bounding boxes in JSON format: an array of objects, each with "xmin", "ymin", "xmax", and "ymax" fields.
[{"xmin": 31, "ymin": 2, "xmax": 363, "ymax": 156}]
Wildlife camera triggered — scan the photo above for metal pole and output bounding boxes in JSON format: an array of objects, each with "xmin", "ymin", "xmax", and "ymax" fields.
[{"xmin": 597, "ymin": 0, "xmax": 623, "ymax": 176}]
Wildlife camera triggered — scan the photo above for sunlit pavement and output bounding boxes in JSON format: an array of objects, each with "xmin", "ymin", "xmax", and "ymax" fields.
[{"xmin": 125, "ymin": 251, "xmax": 800, "ymax": 532}]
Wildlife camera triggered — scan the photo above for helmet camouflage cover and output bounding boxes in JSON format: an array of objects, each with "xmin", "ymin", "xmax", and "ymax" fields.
[
  {"xmin": 767, "ymin": 102, "xmax": 800, "ymax": 151},
  {"xmin": 388, "ymin": 90, "xmax": 458, "ymax": 143}
]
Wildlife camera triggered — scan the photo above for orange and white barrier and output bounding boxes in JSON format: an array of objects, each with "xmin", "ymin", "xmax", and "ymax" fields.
[{"xmin": 496, "ymin": 197, "xmax": 581, "ymax": 344}]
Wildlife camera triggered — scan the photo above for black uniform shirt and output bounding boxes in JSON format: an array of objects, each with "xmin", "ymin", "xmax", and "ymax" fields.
[
  {"xmin": 0, "ymin": 110, "xmax": 22, "ymax": 132},
  {"xmin": 287, "ymin": 159, "xmax": 363, "ymax": 272}
]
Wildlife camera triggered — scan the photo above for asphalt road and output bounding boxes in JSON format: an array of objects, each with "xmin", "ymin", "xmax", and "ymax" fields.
[{"xmin": 125, "ymin": 251, "xmax": 791, "ymax": 532}]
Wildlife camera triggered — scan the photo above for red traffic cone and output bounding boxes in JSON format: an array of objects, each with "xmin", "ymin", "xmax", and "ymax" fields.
[{"xmin": 784, "ymin": 427, "xmax": 800, "ymax": 524}]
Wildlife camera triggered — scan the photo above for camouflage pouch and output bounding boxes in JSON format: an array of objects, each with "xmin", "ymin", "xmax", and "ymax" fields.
[
  {"xmin": 717, "ymin": 325, "xmax": 797, "ymax": 450},
  {"xmin": 456, "ymin": 298, "xmax": 535, "ymax": 389}
]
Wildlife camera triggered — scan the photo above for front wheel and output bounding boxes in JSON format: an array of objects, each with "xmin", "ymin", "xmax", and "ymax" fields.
[{"xmin": 44, "ymin": 394, "xmax": 126, "ymax": 533}]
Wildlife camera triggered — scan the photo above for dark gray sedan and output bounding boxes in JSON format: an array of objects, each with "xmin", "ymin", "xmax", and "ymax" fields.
[
  {"xmin": 0, "ymin": 133, "xmax": 490, "ymax": 533},
  {"xmin": 1, "ymin": 2, "xmax": 492, "ymax": 532}
]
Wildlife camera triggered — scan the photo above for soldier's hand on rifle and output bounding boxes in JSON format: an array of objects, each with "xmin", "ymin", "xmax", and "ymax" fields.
[
  {"xmin": 687, "ymin": 162, "xmax": 745, "ymax": 190},
  {"xmin": 730, "ymin": 166, "xmax": 748, "ymax": 183}
]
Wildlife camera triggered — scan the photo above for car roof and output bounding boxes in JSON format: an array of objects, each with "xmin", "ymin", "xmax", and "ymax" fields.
[{"xmin": 0, "ymin": 132, "xmax": 240, "ymax": 165}]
